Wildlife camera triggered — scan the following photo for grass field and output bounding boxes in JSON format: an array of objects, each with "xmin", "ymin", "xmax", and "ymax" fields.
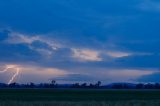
[{"xmin": 0, "ymin": 89, "xmax": 160, "ymax": 106}]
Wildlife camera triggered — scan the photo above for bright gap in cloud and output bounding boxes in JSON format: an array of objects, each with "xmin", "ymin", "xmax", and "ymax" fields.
[{"xmin": 71, "ymin": 48, "xmax": 102, "ymax": 62}]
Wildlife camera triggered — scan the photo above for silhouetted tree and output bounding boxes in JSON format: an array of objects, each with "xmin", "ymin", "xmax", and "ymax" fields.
[
  {"xmin": 154, "ymin": 83, "xmax": 160, "ymax": 89},
  {"xmin": 50, "ymin": 80, "xmax": 57, "ymax": 88},
  {"xmin": 89, "ymin": 83, "xmax": 94, "ymax": 88},
  {"xmin": 123, "ymin": 84, "xmax": 129, "ymax": 89},
  {"xmin": 51, "ymin": 80, "xmax": 56, "ymax": 85},
  {"xmin": 136, "ymin": 83, "xmax": 144, "ymax": 89},
  {"xmin": 72, "ymin": 83, "xmax": 80, "ymax": 88},
  {"xmin": 95, "ymin": 81, "xmax": 101, "ymax": 87},
  {"xmin": 81, "ymin": 83, "xmax": 87, "ymax": 88},
  {"xmin": 29, "ymin": 82, "xmax": 35, "ymax": 88},
  {"xmin": 9, "ymin": 83, "xmax": 19, "ymax": 88},
  {"xmin": 145, "ymin": 83, "xmax": 154, "ymax": 89},
  {"xmin": 0, "ymin": 83, "xmax": 7, "ymax": 88}
]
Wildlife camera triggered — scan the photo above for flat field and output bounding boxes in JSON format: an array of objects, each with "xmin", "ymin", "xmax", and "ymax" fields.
[{"xmin": 0, "ymin": 89, "xmax": 160, "ymax": 106}]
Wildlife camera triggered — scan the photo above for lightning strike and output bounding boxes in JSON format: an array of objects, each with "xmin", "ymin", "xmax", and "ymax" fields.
[
  {"xmin": 8, "ymin": 68, "xmax": 20, "ymax": 84},
  {"xmin": 0, "ymin": 65, "xmax": 21, "ymax": 84}
]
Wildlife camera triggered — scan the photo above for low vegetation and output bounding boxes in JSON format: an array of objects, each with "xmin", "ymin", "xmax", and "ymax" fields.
[
  {"xmin": 0, "ymin": 89, "xmax": 160, "ymax": 106},
  {"xmin": 1, "ymin": 100, "xmax": 160, "ymax": 106}
]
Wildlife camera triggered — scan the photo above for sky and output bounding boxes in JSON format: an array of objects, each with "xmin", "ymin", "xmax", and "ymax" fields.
[{"xmin": 0, "ymin": 0, "xmax": 160, "ymax": 84}]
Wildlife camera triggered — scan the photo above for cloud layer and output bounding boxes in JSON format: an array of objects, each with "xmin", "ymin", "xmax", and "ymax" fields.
[{"xmin": 0, "ymin": 0, "xmax": 160, "ymax": 83}]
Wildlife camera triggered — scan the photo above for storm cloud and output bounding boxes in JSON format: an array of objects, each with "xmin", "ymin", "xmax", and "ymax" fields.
[{"xmin": 0, "ymin": 0, "xmax": 160, "ymax": 83}]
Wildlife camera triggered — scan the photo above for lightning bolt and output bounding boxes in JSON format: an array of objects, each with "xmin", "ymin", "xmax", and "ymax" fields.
[
  {"xmin": 0, "ymin": 65, "xmax": 20, "ymax": 84},
  {"xmin": 8, "ymin": 68, "xmax": 20, "ymax": 84}
]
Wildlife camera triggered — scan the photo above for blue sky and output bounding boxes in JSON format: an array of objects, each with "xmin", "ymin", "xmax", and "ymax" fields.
[{"xmin": 0, "ymin": 0, "xmax": 160, "ymax": 84}]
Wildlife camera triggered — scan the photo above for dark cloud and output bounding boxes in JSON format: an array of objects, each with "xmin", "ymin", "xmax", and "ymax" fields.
[
  {"xmin": 0, "ymin": 43, "xmax": 40, "ymax": 63},
  {"xmin": 0, "ymin": 0, "xmax": 160, "ymax": 83},
  {"xmin": 138, "ymin": 72, "xmax": 160, "ymax": 83},
  {"xmin": 115, "ymin": 54, "xmax": 158, "ymax": 68}
]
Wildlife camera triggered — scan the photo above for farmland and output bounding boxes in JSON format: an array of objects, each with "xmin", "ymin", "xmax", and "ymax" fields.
[{"xmin": 0, "ymin": 89, "xmax": 160, "ymax": 106}]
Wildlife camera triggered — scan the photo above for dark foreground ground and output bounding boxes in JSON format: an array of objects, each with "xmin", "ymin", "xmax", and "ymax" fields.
[{"xmin": 0, "ymin": 89, "xmax": 160, "ymax": 106}]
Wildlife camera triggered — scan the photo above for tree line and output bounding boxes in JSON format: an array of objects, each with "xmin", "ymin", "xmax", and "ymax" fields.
[{"xmin": 0, "ymin": 81, "xmax": 160, "ymax": 89}]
